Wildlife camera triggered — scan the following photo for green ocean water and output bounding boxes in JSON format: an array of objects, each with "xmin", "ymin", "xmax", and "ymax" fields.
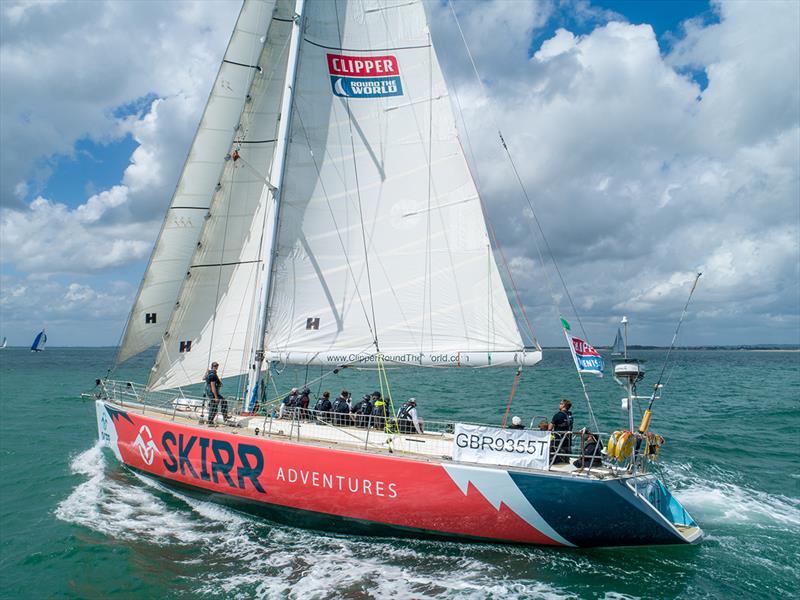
[{"xmin": 0, "ymin": 347, "xmax": 798, "ymax": 599}]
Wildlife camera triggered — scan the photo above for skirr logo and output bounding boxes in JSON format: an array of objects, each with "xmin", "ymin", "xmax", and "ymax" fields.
[{"xmin": 133, "ymin": 425, "xmax": 159, "ymax": 465}]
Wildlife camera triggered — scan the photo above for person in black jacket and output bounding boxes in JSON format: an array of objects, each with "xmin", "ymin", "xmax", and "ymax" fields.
[
  {"xmin": 332, "ymin": 390, "xmax": 351, "ymax": 426},
  {"xmin": 549, "ymin": 398, "xmax": 573, "ymax": 463},
  {"xmin": 313, "ymin": 391, "xmax": 333, "ymax": 421},
  {"xmin": 351, "ymin": 394, "xmax": 373, "ymax": 428},
  {"xmin": 204, "ymin": 361, "xmax": 228, "ymax": 425},
  {"xmin": 573, "ymin": 430, "xmax": 602, "ymax": 469}
]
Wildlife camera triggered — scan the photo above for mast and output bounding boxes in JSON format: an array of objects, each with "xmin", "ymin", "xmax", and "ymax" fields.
[{"xmin": 245, "ymin": 0, "xmax": 305, "ymax": 408}]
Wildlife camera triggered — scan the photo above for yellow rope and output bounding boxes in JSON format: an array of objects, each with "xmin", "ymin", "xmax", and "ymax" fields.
[{"xmin": 376, "ymin": 353, "xmax": 399, "ymax": 434}]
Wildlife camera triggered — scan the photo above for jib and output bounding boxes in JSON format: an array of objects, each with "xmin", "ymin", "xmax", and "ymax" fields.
[{"xmin": 161, "ymin": 432, "xmax": 265, "ymax": 493}]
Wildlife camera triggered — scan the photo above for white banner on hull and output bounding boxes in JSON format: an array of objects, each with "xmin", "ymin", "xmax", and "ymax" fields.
[{"xmin": 452, "ymin": 424, "xmax": 550, "ymax": 470}]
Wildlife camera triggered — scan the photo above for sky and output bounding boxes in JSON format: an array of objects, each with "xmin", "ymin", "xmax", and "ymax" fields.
[{"xmin": 0, "ymin": 0, "xmax": 798, "ymax": 348}]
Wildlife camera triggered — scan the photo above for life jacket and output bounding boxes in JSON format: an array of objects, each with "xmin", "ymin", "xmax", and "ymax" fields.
[
  {"xmin": 333, "ymin": 398, "xmax": 349, "ymax": 413},
  {"xmin": 314, "ymin": 398, "xmax": 332, "ymax": 412},
  {"xmin": 553, "ymin": 410, "xmax": 573, "ymax": 432},
  {"xmin": 354, "ymin": 399, "xmax": 372, "ymax": 415},
  {"xmin": 371, "ymin": 400, "xmax": 387, "ymax": 417},
  {"xmin": 397, "ymin": 401, "xmax": 415, "ymax": 421}
]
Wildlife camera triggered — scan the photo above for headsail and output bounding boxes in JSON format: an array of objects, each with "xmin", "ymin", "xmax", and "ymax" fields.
[
  {"xmin": 147, "ymin": 0, "xmax": 295, "ymax": 392},
  {"xmin": 117, "ymin": 0, "xmax": 277, "ymax": 365},
  {"xmin": 262, "ymin": 0, "xmax": 539, "ymax": 368}
]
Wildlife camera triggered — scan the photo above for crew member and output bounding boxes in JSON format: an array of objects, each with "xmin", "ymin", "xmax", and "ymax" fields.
[
  {"xmin": 573, "ymin": 429, "xmax": 602, "ymax": 469},
  {"xmin": 332, "ymin": 390, "xmax": 350, "ymax": 426},
  {"xmin": 204, "ymin": 361, "xmax": 228, "ymax": 425},
  {"xmin": 279, "ymin": 387, "xmax": 299, "ymax": 419},
  {"xmin": 370, "ymin": 391, "xmax": 389, "ymax": 430},
  {"xmin": 397, "ymin": 397, "xmax": 423, "ymax": 434},
  {"xmin": 351, "ymin": 394, "xmax": 373, "ymax": 428},
  {"xmin": 313, "ymin": 391, "xmax": 333, "ymax": 421},
  {"xmin": 508, "ymin": 416, "xmax": 525, "ymax": 430},
  {"xmin": 549, "ymin": 398, "xmax": 573, "ymax": 462}
]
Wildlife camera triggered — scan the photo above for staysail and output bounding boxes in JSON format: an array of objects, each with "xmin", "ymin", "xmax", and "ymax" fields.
[
  {"xmin": 147, "ymin": 0, "xmax": 295, "ymax": 391},
  {"xmin": 262, "ymin": 0, "xmax": 539, "ymax": 368},
  {"xmin": 117, "ymin": 0, "xmax": 277, "ymax": 365}
]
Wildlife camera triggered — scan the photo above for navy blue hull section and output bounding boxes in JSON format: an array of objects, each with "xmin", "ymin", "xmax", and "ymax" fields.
[{"xmin": 510, "ymin": 472, "xmax": 686, "ymax": 546}]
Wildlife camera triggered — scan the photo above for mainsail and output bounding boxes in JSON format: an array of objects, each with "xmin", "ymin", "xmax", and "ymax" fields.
[
  {"xmin": 144, "ymin": 0, "xmax": 540, "ymax": 392},
  {"xmin": 263, "ymin": 0, "xmax": 539, "ymax": 368},
  {"xmin": 118, "ymin": 0, "xmax": 278, "ymax": 365}
]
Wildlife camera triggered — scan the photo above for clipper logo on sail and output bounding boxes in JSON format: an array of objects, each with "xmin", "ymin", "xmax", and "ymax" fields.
[{"xmin": 327, "ymin": 53, "xmax": 403, "ymax": 98}]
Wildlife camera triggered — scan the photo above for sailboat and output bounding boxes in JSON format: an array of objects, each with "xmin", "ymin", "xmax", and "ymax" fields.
[
  {"xmin": 94, "ymin": 0, "xmax": 701, "ymax": 547},
  {"xmin": 31, "ymin": 330, "xmax": 46, "ymax": 352},
  {"xmin": 0, "ymin": 337, "xmax": 7, "ymax": 349}
]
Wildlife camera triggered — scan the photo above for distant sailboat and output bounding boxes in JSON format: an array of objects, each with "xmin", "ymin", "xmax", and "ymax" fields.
[
  {"xmin": 0, "ymin": 337, "xmax": 7, "ymax": 349},
  {"xmin": 31, "ymin": 330, "xmax": 46, "ymax": 352},
  {"xmin": 612, "ymin": 327, "xmax": 625, "ymax": 356}
]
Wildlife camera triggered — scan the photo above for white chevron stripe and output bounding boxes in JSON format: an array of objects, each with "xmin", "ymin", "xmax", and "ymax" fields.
[{"xmin": 443, "ymin": 463, "xmax": 574, "ymax": 547}]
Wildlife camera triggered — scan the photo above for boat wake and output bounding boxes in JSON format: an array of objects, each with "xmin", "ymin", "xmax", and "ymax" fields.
[
  {"xmin": 55, "ymin": 443, "xmax": 582, "ymax": 599},
  {"xmin": 664, "ymin": 462, "xmax": 800, "ymax": 530}
]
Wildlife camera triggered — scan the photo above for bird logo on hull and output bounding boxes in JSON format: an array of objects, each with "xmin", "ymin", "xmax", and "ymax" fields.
[{"xmin": 133, "ymin": 425, "xmax": 159, "ymax": 465}]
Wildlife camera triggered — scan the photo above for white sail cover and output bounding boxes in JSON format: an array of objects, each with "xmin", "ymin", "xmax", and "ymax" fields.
[
  {"xmin": 118, "ymin": 0, "xmax": 276, "ymax": 364},
  {"xmin": 147, "ymin": 0, "xmax": 294, "ymax": 391},
  {"xmin": 263, "ymin": 0, "xmax": 540, "ymax": 368}
]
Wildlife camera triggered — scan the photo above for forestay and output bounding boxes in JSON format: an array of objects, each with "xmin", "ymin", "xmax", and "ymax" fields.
[
  {"xmin": 147, "ymin": 0, "xmax": 293, "ymax": 391},
  {"xmin": 118, "ymin": 0, "xmax": 276, "ymax": 365},
  {"xmin": 263, "ymin": 0, "xmax": 540, "ymax": 368}
]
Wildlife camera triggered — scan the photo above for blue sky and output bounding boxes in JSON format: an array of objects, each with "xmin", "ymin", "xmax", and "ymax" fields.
[{"xmin": 1, "ymin": 0, "xmax": 798, "ymax": 348}]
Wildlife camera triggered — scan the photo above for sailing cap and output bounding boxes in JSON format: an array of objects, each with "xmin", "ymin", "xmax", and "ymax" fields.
[
  {"xmin": 512, "ymin": 416, "xmax": 522, "ymax": 426},
  {"xmin": 291, "ymin": 387, "xmax": 298, "ymax": 393},
  {"xmin": 408, "ymin": 397, "xmax": 416, "ymax": 404}
]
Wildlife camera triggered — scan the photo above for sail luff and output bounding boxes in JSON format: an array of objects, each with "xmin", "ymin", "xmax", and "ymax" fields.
[
  {"xmin": 246, "ymin": 0, "xmax": 307, "ymax": 404},
  {"xmin": 116, "ymin": 0, "xmax": 275, "ymax": 365}
]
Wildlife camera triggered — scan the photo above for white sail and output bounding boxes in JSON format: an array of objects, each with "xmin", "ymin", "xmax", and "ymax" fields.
[
  {"xmin": 117, "ymin": 0, "xmax": 277, "ymax": 364},
  {"xmin": 262, "ymin": 0, "xmax": 539, "ymax": 368},
  {"xmin": 147, "ymin": 0, "xmax": 295, "ymax": 392}
]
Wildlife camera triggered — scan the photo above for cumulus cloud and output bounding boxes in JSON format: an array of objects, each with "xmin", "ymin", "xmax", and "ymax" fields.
[
  {"xmin": 429, "ymin": 0, "xmax": 799, "ymax": 345},
  {"xmin": 0, "ymin": 275, "xmax": 134, "ymax": 344},
  {"xmin": 0, "ymin": 0, "xmax": 798, "ymax": 345}
]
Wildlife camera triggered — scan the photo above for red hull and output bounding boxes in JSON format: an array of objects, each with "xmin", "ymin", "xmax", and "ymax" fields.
[{"xmin": 97, "ymin": 401, "xmax": 571, "ymax": 546}]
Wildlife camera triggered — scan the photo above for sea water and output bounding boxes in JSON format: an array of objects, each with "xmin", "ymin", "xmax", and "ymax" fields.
[{"xmin": 0, "ymin": 347, "xmax": 797, "ymax": 599}]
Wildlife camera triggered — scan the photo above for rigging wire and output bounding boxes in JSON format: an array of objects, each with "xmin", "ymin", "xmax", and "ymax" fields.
[{"xmin": 447, "ymin": 0, "xmax": 600, "ymax": 427}]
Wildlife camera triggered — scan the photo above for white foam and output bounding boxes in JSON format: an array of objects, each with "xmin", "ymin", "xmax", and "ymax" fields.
[
  {"xmin": 662, "ymin": 462, "xmax": 800, "ymax": 528},
  {"xmin": 55, "ymin": 443, "xmax": 216, "ymax": 545}
]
